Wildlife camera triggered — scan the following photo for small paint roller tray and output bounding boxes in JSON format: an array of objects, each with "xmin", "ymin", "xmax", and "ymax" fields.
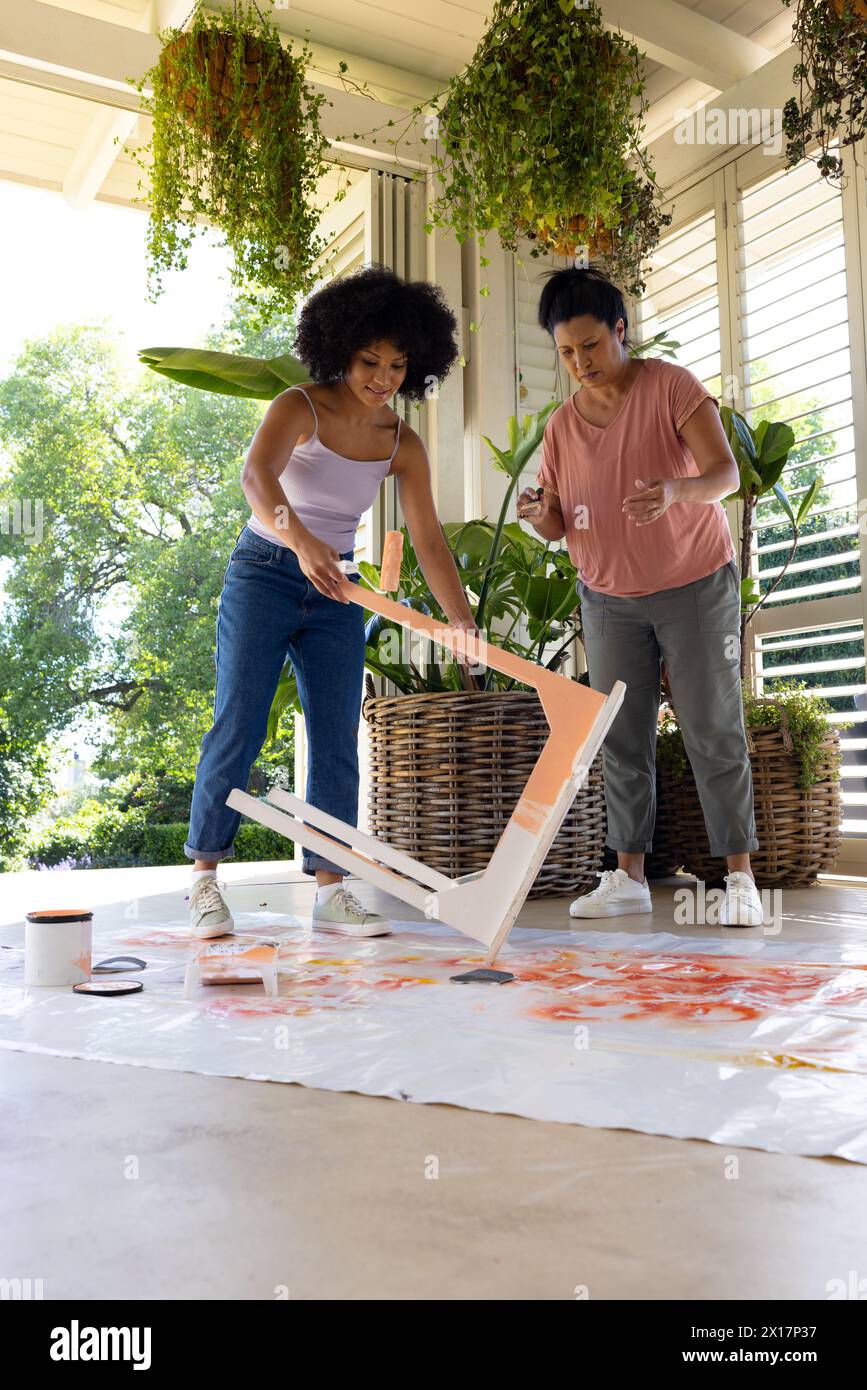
[{"xmin": 184, "ymin": 939, "xmax": 280, "ymax": 999}]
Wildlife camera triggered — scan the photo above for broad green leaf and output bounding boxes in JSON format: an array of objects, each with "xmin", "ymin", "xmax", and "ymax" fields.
[
  {"xmin": 266, "ymin": 665, "xmax": 300, "ymax": 742},
  {"xmin": 139, "ymin": 346, "xmax": 307, "ymax": 399},
  {"xmin": 755, "ymin": 421, "xmax": 795, "ymax": 493},
  {"xmin": 517, "ymin": 575, "xmax": 576, "ymax": 622},
  {"xmin": 445, "ymin": 520, "xmax": 496, "ymax": 562},
  {"xmin": 796, "ymin": 475, "xmax": 822, "ymax": 525},
  {"xmin": 741, "ymin": 462, "xmax": 764, "ymax": 495},
  {"xmin": 721, "ymin": 407, "xmax": 757, "ymax": 473},
  {"xmin": 756, "ymin": 420, "xmax": 795, "ymax": 469},
  {"xmin": 772, "ymin": 482, "xmax": 796, "ymax": 527},
  {"xmin": 481, "ymin": 434, "xmax": 517, "ymax": 477}
]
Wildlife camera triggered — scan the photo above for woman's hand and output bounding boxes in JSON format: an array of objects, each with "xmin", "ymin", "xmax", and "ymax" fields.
[
  {"xmin": 445, "ymin": 614, "xmax": 483, "ymax": 690},
  {"xmin": 622, "ymin": 477, "xmax": 676, "ymax": 527},
  {"xmin": 517, "ymin": 486, "xmax": 548, "ymax": 522},
  {"xmin": 297, "ymin": 535, "xmax": 349, "ymax": 602}
]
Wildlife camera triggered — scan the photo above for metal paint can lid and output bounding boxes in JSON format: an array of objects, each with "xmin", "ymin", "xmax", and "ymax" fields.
[
  {"xmin": 73, "ymin": 980, "xmax": 143, "ymax": 997},
  {"xmin": 26, "ymin": 909, "xmax": 93, "ymax": 924}
]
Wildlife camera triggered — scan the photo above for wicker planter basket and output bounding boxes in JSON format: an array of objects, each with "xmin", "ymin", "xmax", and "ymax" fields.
[
  {"xmin": 362, "ymin": 678, "xmax": 606, "ymax": 897},
  {"xmin": 657, "ymin": 715, "xmax": 843, "ymax": 889}
]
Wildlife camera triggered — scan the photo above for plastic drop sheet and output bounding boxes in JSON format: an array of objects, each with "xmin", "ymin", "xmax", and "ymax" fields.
[{"xmin": 3, "ymin": 913, "xmax": 867, "ymax": 1162}]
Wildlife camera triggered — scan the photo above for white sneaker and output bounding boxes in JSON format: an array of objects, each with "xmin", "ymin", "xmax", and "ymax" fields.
[
  {"xmin": 569, "ymin": 868, "xmax": 652, "ymax": 918},
  {"xmin": 719, "ymin": 871, "xmax": 764, "ymax": 926},
  {"xmin": 189, "ymin": 876, "xmax": 235, "ymax": 938},
  {"xmin": 312, "ymin": 886, "xmax": 392, "ymax": 937}
]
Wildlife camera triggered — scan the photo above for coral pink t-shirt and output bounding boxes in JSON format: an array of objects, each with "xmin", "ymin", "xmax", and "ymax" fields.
[{"xmin": 535, "ymin": 357, "xmax": 735, "ymax": 597}]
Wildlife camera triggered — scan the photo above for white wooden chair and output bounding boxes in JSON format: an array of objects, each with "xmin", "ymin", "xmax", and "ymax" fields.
[{"xmin": 227, "ymin": 533, "xmax": 625, "ymax": 963}]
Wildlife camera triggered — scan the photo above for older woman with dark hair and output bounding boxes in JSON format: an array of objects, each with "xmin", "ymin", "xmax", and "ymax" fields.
[
  {"xmin": 185, "ymin": 266, "xmax": 476, "ymax": 939},
  {"xmin": 518, "ymin": 265, "xmax": 762, "ymax": 927}
]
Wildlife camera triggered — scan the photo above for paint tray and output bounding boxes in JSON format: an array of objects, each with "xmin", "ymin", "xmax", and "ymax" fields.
[{"xmin": 184, "ymin": 939, "xmax": 280, "ymax": 999}]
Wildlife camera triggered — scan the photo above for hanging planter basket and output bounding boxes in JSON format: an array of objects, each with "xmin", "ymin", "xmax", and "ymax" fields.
[
  {"xmin": 829, "ymin": 0, "xmax": 867, "ymax": 19},
  {"xmin": 422, "ymin": 0, "xmax": 671, "ymax": 297},
  {"xmin": 159, "ymin": 30, "xmax": 281, "ymax": 140},
  {"xmin": 782, "ymin": 0, "xmax": 867, "ymax": 182},
  {"xmin": 130, "ymin": 2, "xmax": 331, "ymax": 318},
  {"xmin": 362, "ymin": 681, "xmax": 607, "ymax": 898}
]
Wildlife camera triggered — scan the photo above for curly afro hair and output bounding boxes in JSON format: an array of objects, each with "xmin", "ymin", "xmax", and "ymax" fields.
[{"xmin": 293, "ymin": 264, "xmax": 460, "ymax": 404}]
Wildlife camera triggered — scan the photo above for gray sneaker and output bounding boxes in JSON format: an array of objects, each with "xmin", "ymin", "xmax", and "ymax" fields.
[
  {"xmin": 311, "ymin": 886, "xmax": 392, "ymax": 937},
  {"xmin": 189, "ymin": 876, "xmax": 235, "ymax": 938}
]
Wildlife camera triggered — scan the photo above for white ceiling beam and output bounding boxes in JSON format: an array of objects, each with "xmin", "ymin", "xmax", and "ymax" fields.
[
  {"xmin": 2, "ymin": 0, "xmax": 781, "ymax": 190},
  {"xmin": 0, "ymin": 0, "xmax": 432, "ymax": 168},
  {"xmin": 63, "ymin": 0, "xmax": 191, "ymax": 209},
  {"xmin": 646, "ymin": 46, "xmax": 801, "ymax": 195},
  {"xmin": 0, "ymin": 0, "xmax": 154, "ymax": 98},
  {"xmin": 602, "ymin": 0, "xmax": 773, "ymax": 90}
]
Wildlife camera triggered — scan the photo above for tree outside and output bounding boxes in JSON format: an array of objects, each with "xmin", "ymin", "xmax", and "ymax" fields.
[{"xmin": 0, "ymin": 301, "xmax": 298, "ymax": 870}]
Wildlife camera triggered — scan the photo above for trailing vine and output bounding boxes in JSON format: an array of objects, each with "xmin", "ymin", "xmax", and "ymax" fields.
[
  {"xmin": 334, "ymin": 0, "xmax": 671, "ymax": 297},
  {"xmin": 129, "ymin": 1, "xmax": 338, "ymax": 320},
  {"xmin": 426, "ymin": 0, "xmax": 670, "ymax": 296},
  {"xmin": 781, "ymin": 0, "xmax": 867, "ymax": 181}
]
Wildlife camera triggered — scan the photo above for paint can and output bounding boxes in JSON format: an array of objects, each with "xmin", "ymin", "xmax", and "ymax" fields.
[{"xmin": 24, "ymin": 909, "xmax": 93, "ymax": 987}]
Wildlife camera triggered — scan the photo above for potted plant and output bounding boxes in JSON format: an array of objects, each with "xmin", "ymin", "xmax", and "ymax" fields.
[
  {"xmin": 129, "ymin": 2, "xmax": 334, "ymax": 320},
  {"xmin": 720, "ymin": 406, "xmax": 822, "ymax": 679},
  {"xmin": 781, "ymin": 0, "xmax": 867, "ymax": 182},
  {"xmin": 657, "ymin": 682, "xmax": 844, "ymax": 888},
  {"xmin": 353, "ymin": 411, "xmax": 607, "ymax": 897},
  {"xmin": 417, "ymin": 0, "xmax": 672, "ymax": 296}
]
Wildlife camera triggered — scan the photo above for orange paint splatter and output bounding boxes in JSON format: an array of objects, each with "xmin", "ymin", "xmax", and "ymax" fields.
[{"xmin": 512, "ymin": 950, "xmax": 867, "ymax": 1026}]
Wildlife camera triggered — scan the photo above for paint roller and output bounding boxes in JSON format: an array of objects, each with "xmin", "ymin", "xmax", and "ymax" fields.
[{"xmin": 337, "ymin": 528, "xmax": 403, "ymax": 592}]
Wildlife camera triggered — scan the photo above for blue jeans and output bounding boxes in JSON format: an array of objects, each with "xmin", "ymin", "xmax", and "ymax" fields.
[{"xmin": 184, "ymin": 525, "xmax": 366, "ymax": 875}]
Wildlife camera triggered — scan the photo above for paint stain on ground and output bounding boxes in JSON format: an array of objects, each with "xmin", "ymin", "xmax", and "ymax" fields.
[
  {"xmin": 107, "ymin": 929, "xmax": 867, "ymax": 1071},
  {"xmin": 512, "ymin": 951, "xmax": 867, "ymax": 1025}
]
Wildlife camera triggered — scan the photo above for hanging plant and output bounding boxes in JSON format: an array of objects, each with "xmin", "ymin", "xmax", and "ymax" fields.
[
  {"xmin": 781, "ymin": 0, "xmax": 867, "ymax": 182},
  {"xmin": 129, "ymin": 1, "xmax": 335, "ymax": 319},
  {"xmin": 419, "ymin": 0, "xmax": 671, "ymax": 296}
]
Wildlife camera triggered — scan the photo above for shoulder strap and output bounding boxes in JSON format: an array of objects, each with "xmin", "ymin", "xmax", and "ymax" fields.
[
  {"xmin": 287, "ymin": 385, "xmax": 319, "ymax": 437},
  {"xmin": 388, "ymin": 414, "xmax": 402, "ymax": 462}
]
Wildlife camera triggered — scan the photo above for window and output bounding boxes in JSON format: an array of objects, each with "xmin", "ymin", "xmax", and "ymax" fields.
[{"xmin": 731, "ymin": 144, "xmax": 866, "ymax": 843}]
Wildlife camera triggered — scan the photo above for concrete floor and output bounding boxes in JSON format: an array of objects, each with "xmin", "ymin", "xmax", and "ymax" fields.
[{"xmin": 3, "ymin": 862, "xmax": 867, "ymax": 1300}]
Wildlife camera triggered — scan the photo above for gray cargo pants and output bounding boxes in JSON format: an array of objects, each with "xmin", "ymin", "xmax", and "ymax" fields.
[{"xmin": 578, "ymin": 558, "xmax": 759, "ymax": 857}]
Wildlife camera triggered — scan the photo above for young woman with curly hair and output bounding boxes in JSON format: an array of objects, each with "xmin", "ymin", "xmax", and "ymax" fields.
[{"xmin": 185, "ymin": 266, "xmax": 476, "ymax": 938}]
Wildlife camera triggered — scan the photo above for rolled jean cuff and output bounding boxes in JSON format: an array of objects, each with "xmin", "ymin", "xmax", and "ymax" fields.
[
  {"xmin": 184, "ymin": 843, "xmax": 234, "ymax": 862},
  {"xmin": 606, "ymin": 836, "xmax": 654, "ymax": 854},
  {"xmin": 302, "ymin": 851, "xmax": 346, "ymax": 877},
  {"xmin": 709, "ymin": 836, "xmax": 760, "ymax": 857}
]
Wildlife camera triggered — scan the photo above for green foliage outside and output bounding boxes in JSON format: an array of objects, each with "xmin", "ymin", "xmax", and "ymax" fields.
[{"xmin": 0, "ymin": 302, "xmax": 296, "ymax": 870}]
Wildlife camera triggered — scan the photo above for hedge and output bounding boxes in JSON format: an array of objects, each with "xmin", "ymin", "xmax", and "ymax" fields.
[{"xmin": 27, "ymin": 802, "xmax": 292, "ymax": 870}]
